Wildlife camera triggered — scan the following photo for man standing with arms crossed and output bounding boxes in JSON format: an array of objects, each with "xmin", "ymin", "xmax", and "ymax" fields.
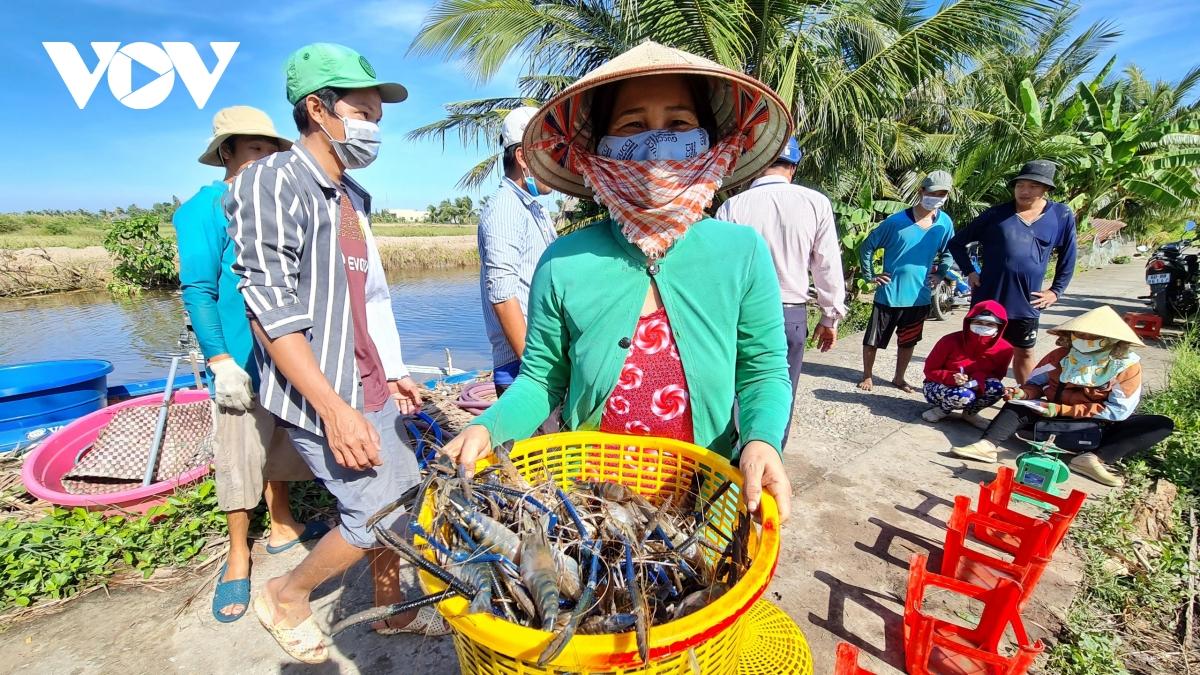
[
  {"xmin": 856, "ymin": 171, "xmax": 956, "ymax": 393},
  {"xmin": 716, "ymin": 138, "xmax": 846, "ymax": 447},
  {"xmin": 949, "ymin": 160, "xmax": 1077, "ymax": 383},
  {"xmin": 477, "ymin": 107, "xmax": 556, "ymax": 394},
  {"xmin": 229, "ymin": 44, "xmax": 446, "ymax": 664}
]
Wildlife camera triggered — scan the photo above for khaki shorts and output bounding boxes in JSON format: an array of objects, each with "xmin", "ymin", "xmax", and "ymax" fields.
[{"xmin": 213, "ymin": 403, "xmax": 312, "ymax": 512}]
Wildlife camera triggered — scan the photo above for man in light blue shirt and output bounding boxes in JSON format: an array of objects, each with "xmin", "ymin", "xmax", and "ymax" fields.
[
  {"xmin": 857, "ymin": 170, "xmax": 955, "ymax": 392},
  {"xmin": 173, "ymin": 106, "xmax": 322, "ymax": 624},
  {"xmin": 478, "ymin": 106, "xmax": 557, "ymax": 393}
]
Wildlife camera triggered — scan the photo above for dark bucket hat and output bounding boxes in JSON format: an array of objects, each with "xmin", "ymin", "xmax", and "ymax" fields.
[{"xmin": 1010, "ymin": 159, "xmax": 1056, "ymax": 189}]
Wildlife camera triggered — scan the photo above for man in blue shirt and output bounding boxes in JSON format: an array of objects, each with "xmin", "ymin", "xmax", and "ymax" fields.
[
  {"xmin": 949, "ymin": 160, "xmax": 1077, "ymax": 383},
  {"xmin": 858, "ymin": 171, "xmax": 955, "ymax": 392},
  {"xmin": 173, "ymin": 106, "xmax": 323, "ymax": 623},
  {"xmin": 478, "ymin": 106, "xmax": 557, "ymax": 393}
]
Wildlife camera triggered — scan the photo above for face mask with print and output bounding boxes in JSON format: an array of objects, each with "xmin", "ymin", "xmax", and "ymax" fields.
[
  {"xmin": 969, "ymin": 323, "xmax": 998, "ymax": 337},
  {"xmin": 321, "ymin": 115, "xmax": 381, "ymax": 169},
  {"xmin": 1072, "ymin": 337, "xmax": 1109, "ymax": 353},
  {"xmin": 921, "ymin": 194, "xmax": 947, "ymax": 211},
  {"xmin": 596, "ymin": 128, "xmax": 710, "ymax": 162}
]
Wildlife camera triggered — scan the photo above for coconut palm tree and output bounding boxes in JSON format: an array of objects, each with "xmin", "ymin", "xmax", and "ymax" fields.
[{"xmin": 407, "ymin": 0, "xmax": 1060, "ymax": 192}]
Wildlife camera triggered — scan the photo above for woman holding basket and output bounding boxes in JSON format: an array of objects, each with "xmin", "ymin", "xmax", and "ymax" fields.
[{"xmin": 442, "ymin": 42, "xmax": 795, "ymax": 521}]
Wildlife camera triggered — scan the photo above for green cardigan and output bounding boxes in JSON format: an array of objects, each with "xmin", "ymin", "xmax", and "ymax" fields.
[{"xmin": 473, "ymin": 217, "xmax": 792, "ymax": 459}]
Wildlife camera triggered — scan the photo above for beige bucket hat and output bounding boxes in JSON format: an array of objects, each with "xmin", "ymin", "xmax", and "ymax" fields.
[
  {"xmin": 522, "ymin": 41, "xmax": 793, "ymax": 199},
  {"xmin": 1048, "ymin": 306, "xmax": 1144, "ymax": 346},
  {"xmin": 198, "ymin": 106, "xmax": 293, "ymax": 167}
]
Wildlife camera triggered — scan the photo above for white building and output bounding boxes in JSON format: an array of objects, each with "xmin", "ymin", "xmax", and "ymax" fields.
[{"xmin": 384, "ymin": 208, "xmax": 430, "ymax": 222}]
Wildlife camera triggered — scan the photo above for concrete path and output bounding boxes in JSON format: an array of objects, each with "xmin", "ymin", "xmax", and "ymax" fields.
[
  {"xmin": 0, "ymin": 255, "xmax": 1171, "ymax": 674},
  {"xmin": 779, "ymin": 253, "xmax": 1171, "ymax": 673}
]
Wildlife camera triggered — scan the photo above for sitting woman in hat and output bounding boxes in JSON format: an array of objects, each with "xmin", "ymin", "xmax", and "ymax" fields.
[
  {"xmin": 951, "ymin": 306, "xmax": 1174, "ymax": 486},
  {"xmin": 441, "ymin": 42, "xmax": 795, "ymax": 521},
  {"xmin": 921, "ymin": 301, "xmax": 1013, "ymax": 427}
]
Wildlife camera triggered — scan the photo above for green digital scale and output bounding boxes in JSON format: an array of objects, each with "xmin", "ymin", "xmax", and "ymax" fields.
[{"xmin": 1013, "ymin": 434, "xmax": 1071, "ymax": 509}]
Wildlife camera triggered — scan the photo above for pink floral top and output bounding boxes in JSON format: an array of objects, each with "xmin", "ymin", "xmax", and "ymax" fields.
[{"xmin": 599, "ymin": 307, "xmax": 694, "ymax": 442}]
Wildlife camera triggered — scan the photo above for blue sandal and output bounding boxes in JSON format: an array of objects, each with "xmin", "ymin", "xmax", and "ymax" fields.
[
  {"xmin": 265, "ymin": 521, "xmax": 331, "ymax": 555},
  {"xmin": 212, "ymin": 562, "xmax": 251, "ymax": 623}
]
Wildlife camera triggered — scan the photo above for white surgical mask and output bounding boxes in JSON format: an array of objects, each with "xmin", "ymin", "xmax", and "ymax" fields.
[
  {"xmin": 969, "ymin": 323, "xmax": 998, "ymax": 337},
  {"xmin": 321, "ymin": 115, "xmax": 381, "ymax": 169},
  {"xmin": 596, "ymin": 128, "xmax": 710, "ymax": 161},
  {"xmin": 1072, "ymin": 337, "xmax": 1108, "ymax": 353},
  {"xmin": 921, "ymin": 195, "xmax": 947, "ymax": 211}
]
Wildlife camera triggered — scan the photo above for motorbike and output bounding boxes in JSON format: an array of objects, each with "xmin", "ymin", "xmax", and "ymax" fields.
[
  {"xmin": 930, "ymin": 243, "xmax": 979, "ymax": 321},
  {"xmin": 1144, "ymin": 220, "xmax": 1199, "ymax": 326}
]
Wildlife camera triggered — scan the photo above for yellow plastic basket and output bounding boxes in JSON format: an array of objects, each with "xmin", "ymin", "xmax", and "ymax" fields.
[{"xmin": 416, "ymin": 431, "xmax": 782, "ymax": 674}]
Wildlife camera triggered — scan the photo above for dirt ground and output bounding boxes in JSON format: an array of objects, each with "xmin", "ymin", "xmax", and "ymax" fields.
[
  {"xmin": 0, "ymin": 254, "xmax": 1171, "ymax": 674},
  {"xmin": 2, "ymin": 235, "xmax": 478, "ymax": 270}
]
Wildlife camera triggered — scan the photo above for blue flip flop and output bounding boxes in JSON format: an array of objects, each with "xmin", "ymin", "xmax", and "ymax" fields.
[
  {"xmin": 265, "ymin": 521, "xmax": 331, "ymax": 555},
  {"xmin": 212, "ymin": 562, "xmax": 251, "ymax": 623}
]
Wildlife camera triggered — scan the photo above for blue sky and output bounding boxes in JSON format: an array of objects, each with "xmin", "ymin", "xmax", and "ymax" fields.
[{"xmin": 1, "ymin": 0, "xmax": 1198, "ymax": 212}]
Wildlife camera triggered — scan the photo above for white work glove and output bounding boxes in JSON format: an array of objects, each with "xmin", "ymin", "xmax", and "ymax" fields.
[{"xmin": 209, "ymin": 358, "xmax": 255, "ymax": 411}]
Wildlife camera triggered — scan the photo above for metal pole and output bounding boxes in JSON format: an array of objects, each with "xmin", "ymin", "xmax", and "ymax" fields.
[
  {"xmin": 142, "ymin": 356, "xmax": 180, "ymax": 486},
  {"xmin": 187, "ymin": 350, "xmax": 204, "ymax": 390}
]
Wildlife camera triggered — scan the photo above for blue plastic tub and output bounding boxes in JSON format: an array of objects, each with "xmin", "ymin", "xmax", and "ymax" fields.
[
  {"xmin": 107, "ymin": 372, "xmax": 206, "ymax": 401},
  {"xmin": 0, "ymin": 360, "xmax": 114, "ymax": 453}
]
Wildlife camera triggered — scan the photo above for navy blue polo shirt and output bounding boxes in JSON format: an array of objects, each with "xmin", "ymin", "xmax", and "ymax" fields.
[{"xmin": 948, "ymin": 200, "xmax": 1077, "ymax": 320}]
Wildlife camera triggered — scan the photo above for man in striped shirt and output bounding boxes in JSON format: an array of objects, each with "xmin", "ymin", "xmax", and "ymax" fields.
[
  {"xmin": 228, "ymin": 44, "xmax": 446, "ymax": 663},
  {"xmin": 478, "ymin": 106, "xmax": 557, "ymax": 393}
]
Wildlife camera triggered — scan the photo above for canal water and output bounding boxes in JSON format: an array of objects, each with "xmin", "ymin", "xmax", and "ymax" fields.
[{"xmin": 0, "ymin": 268, "xmax": 492, "ymax": 383}]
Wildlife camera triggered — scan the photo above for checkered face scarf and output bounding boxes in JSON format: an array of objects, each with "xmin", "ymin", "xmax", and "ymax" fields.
[{"xmin": 535, "ymin": 84, "xmax": 769, "ymax": 258}]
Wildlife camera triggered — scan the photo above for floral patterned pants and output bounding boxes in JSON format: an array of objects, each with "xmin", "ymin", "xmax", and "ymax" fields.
[{"xmin": 923, "ymin": 378, "xmax": 1005, "ymax": 414}]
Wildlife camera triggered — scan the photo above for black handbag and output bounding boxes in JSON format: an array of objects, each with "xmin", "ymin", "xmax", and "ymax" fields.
[
  {"xmin": 1033, "ymin": 382, "xmax": 1105, "ymax": 450},
  {"xmin": 1032, "ymin": 419, "xmax": 1104, "ymax": 451}
]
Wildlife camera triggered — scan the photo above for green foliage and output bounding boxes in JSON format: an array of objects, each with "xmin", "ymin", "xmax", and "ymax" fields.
[
  {"xmin": 408, "ymin": 0, "xmax": 1062, "ymax": 192},
  {"xmin": 0, "ymin": 480, "xmax": 224, "ymax": 611},
  {"xmin": 102, "ymin": 215, "xmax": 178, "ymax": 292},
  {"xmin": 409, "ymin": 2, "xmax": 1200, "ymax": 241},
  {"xmin": 832, "ymin": 189, "xmax": 903, "ymax": 296},
  {"xmin": 1142, "ymin": 334, "xmax": 1200, "ymax": 490},
  {"xmin": 425, "ymin": 196, "xmax": 479, "ymax": 224},
  {"xmin": 1110, "ymin": 255, "xmax": 1130, "ymax": 264}
]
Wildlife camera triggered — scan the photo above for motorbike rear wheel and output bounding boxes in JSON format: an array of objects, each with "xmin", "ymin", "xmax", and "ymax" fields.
[
  {"xmin": 1153, "ymin": 290, "xmax": 1175, "ymax": 327},
  {"xmin": 930, "ymin": 281, "xmax": 955, "ymax": 321}
]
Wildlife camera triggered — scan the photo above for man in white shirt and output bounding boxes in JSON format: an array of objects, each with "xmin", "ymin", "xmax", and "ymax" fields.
[
  {"xmin": 716, "ymin": 138, "xmax": 847, "ymax": 446},
  {"xmin": 477, "ymin": 107, "xmax": 556, "ymax": 393}
]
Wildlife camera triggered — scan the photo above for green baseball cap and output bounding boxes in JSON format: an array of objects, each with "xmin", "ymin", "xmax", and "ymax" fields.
[
  {"xmin": 921, "ymin": 170, "xmax": 954, "ymax": 192},
  {"xmin": 285, "ymin": 43, "xmax": 408, "ymax": 106}
]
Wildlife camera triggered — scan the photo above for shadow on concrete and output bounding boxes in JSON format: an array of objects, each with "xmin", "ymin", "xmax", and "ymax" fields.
[
  {"xmin": 809, "ymin": 388, "xmax": 926, "ymax": 423},
  {"xmin": 853, "ymin": 516, "xmax": 944, "ymax": 571},
  {"xmin": 800, "ymin": 360, "xmax": 869, "ymax": 383},
  {"xmin": 925, "ymin": 460, "xmax": 1000, "ymax": 489},
  {"xmin": 893, "ymin": 489, "xmax": 954, "ymax": 530},
  {"xmin": 808, "ymin": 570, "xmax": 906, "ymax": 671}
]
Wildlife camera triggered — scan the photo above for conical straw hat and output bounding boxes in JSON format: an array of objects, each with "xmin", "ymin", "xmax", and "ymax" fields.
[
  {"xmin": 1047, "ymin": 306, "xmax": 1144, "ymax": 346},
  {"xmin": 521, "ymin": 41, "xmax": 793, "ymax": 199}
]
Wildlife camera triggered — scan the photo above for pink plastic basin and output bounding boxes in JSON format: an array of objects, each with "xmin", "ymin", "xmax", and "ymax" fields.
[{"xmin": 22, "ymin": 390, "xmax": 214, "ymax": 513}]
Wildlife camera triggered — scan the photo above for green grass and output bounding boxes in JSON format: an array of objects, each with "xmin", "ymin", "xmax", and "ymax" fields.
[
  {"xmin": 372, "ymin": 224, "xmax": 476, "ymax": 237},
  {"xmin": 0, "ymin": 214, "xmax": 175, "ymax": 250},
  {"xmin": 1047, "ymin": 333, "xmax": 1200, "ymax": 673}
]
